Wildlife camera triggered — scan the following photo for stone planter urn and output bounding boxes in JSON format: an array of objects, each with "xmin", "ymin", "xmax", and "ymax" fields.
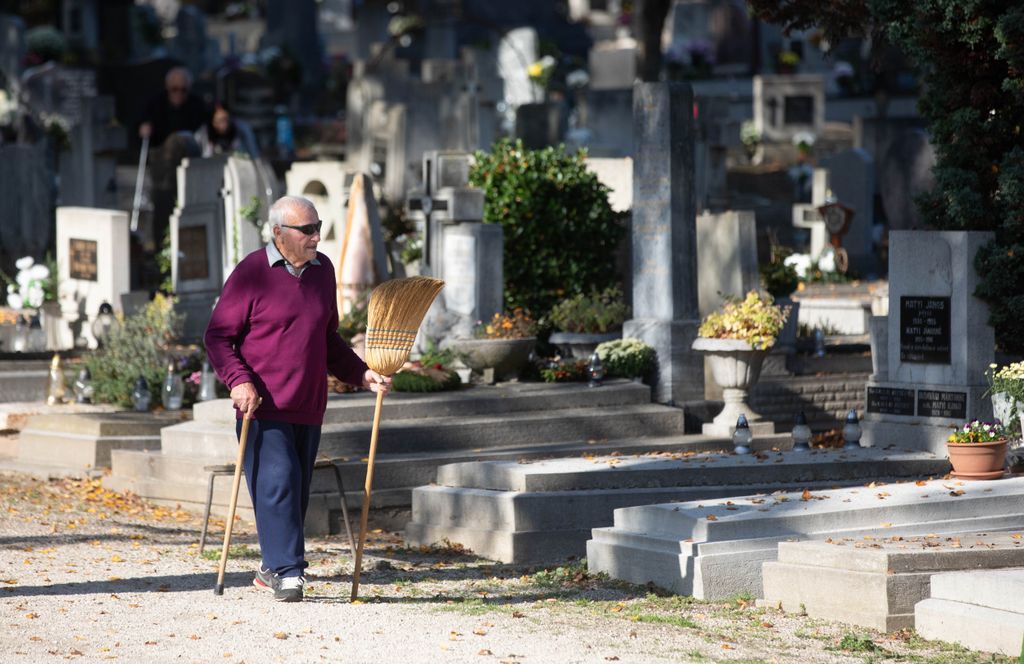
[
  {"xmin": 456, "ymin": 337, "xmax": 535, "ymax": 381},
  {"xmin": 548, "ymin": 331, "xmax": 620, "ymax": 359},
  {"xmin": 991, "ymin": 391, "xmax": 1015, "ymax": 428},
  {"xmin": 692, "ymin": 337, "xmax": 773, "ymax": 437},
  {"xmin": 947, "ymin": 439, "xmax": 1008, "ymax": 480}
]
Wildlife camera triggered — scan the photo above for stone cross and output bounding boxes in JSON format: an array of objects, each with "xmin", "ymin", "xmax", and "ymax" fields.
[{"xmin": 791, "ymin": 168, "xmax": 830, "ymax": 259}]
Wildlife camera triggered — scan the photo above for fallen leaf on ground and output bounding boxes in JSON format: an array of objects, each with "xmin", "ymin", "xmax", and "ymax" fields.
[{"xmin": 274, "ymin": 632, "xmax": 288, "ymax": 640}]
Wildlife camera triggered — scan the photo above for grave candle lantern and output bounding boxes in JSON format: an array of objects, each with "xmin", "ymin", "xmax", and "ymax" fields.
[
  {"xmin": 733, "ymin": 414, "xmax": 752, "ymax": 454},
  {"xmin": 588, "ymin": 351, "xmax": 605, "ymax": 388},
  {"xmin": 791, "ymin": 411, "xmax": 811, "ymax": 452},
  {"xmin": 842, "ymin": 409, "xmax": 862, "ymax": 450}
]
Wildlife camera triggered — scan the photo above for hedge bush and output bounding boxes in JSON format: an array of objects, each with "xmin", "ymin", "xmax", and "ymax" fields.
[{"xmin": 469, "ymin": 139, "xmax": 625, "ymax": 318}]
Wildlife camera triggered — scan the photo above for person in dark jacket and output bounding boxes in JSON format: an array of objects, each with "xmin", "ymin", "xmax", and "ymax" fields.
[{"xmin": 204, "ymin": 195, "xmax": 391, "ymax": 602}]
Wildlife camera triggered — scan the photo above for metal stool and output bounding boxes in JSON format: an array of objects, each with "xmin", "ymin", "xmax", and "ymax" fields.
[{"xmin": 198, "ymin": 456, "xmax": 355, "ymax": 554}]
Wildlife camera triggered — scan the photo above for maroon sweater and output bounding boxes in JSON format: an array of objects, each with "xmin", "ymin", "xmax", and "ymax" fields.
[{"xmin": 204, "ymin": 249, "xmax": 368, "ymax": 424}]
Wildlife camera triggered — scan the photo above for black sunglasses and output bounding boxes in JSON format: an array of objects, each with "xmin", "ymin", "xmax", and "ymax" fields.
[{"xmin": 280, "ymin": 220, "xmax": 323, "ymax": 236}]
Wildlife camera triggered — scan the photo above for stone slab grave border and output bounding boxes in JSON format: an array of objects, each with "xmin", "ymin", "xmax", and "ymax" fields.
[
  {"xmin": 586, "ymin": 476, "xmax": 1024, "ymax": 600},
  {"xmin": 404, "ymin": 446, "xmax": 950, "ymax": 564},
  {"xmin": 761, "ymin": 531, "xmax": 1024, "ymax": 632},
  {"xmin": 916, "ymin": 569, "xmax": 1024, "ymax": 656}
]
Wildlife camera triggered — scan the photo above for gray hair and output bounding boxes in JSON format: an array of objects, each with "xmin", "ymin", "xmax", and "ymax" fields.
[
  {"xmin": 165, "ymin": 66, "xmax": 193, "ymax": 89},
  {"xmin": 268, "ymin": 196, "xmax": 318, "ymax": 230}
]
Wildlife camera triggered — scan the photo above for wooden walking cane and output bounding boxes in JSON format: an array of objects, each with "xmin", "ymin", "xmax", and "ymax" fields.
[
  {"xmin": 351, "ymin": 277, "xmax": 443, "ymax": 601},
  {"xmin": 214, "ymin": 402, "xmax": 259, "ymax": 596}
]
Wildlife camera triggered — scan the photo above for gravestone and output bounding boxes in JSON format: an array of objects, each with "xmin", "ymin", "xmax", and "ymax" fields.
[
  {"xmin": 588, "ymin": 40, "xmax": 636, "ymax": 90},
  {"xmin": 58, "ymin": 95, "xmax": 126, "ymax": 209},
  {"xmin": 695, "ymin": 211, "xmax": 758, "ymax": 317},
  {"xmin": 0, "ymin": 144, "xmax": 53, "ymax": 266},
  {"xmin": 916, "ymin": 569, "xmax": 1024, "ymax": 657},
  {"xmin": 407, "ymin": 151, "xmax": 496, "ymax": 342},
  {"xmin": 791, "ymin": 167, "xmax": 829, "ymax": 259},
  {"xmin": 581, "ymin": 89, "xmax": 634, "ymax": 157},
  {"xmin": 587, "ymin": 476, "xmax": 1024, "ymax": 599},
  {"xmin": 0, "ymin": 14, "xmax": 26, "ymax": 86},
  {"xmin": 21, "ymin": 63, "xmax": 97, "ymax": 128},
  {"xmin": 497, "ymin": 27, "xmax": 540, "ymax": 108},
  {"xmin": 284, "ymin": 160, "xmax": 349, "ymax": 261},
  {"xmin": 862, "ymin": 231, "xmax": 995, "ymax": 454},
  {"xmin": 753, "ymin": 74, "xmax": 825, "ymax": 143},
  {"xmin": 221, "ymin": 156, "xmax": 266, "ymax": 277},
  {"xmin": 55, "ymin": 207, "xmax": 131, "ymax": 349},
  {"xmin": 336, "ymin": 172, "xmax": 390, "ymax": 315},
  {"xmin": 821, "ymin": 148, "xmax": 875, "ymax": 271},
  {"xmin": 170, "ymin": 156, "xmax": 228, "ymax": 341},
  {"xmin": 622, "ymin": 82, "xmax": 704, "ymax": 404},
  {"xmin": 880, "ymin": 130, "xmax": 936, "ymax": 232}
]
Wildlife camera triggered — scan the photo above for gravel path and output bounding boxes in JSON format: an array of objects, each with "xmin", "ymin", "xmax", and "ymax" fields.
[{"xmin": 0, "ymin": 471, "xmax": 1008, "ymax": 664}]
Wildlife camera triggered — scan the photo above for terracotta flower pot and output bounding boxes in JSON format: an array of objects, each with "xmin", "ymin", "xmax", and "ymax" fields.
[{"xmin": 947, "ymin": 439, "xmax": 1008, "ymax": 480}]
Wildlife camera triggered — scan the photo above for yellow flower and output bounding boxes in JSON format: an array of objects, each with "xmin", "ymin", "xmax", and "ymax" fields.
[{"xmin": 528, "ymin": 62, "xmax": 543, "ymax": 78}]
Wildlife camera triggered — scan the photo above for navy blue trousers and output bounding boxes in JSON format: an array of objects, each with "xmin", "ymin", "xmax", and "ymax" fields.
[{"xmin": 236, "ymin": 418, "xmax": 321, "ymax": 578}]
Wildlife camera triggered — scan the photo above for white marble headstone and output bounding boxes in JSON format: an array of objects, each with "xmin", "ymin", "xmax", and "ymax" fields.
[{"xmin": 56, "ymin": 207, "xmax": 130, "ymax": 349}]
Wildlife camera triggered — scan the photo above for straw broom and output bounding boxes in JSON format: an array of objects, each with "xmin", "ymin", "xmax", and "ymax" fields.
[{"xmin": 351, "ymin": 276, "xmax": 444, "ymax": 601}]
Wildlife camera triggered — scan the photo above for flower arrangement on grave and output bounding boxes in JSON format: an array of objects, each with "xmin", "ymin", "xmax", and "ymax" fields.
[
  {"xmin": 947, "ymin": 420, "xmax": 1006, "ymax": 445},
  {"xmin": 740, "ymin": 120, "xmax": 762, "ymax": 162},
  {"xmin": 760, "ymin": 246, "xmax": 800, "ymax": 300},
  {"xmin": 2, "ymin": 256, "xmax": 57, "ymax": 309},
  {"xmin": 946, "ymin": 420, "xmax": 1008, "ymax": 480},
  {"xmin": 527, "ymin": 55, "xmax": 557, "ymax": 90},
  {"xmin": 475, "ymin": 308, "xmax": 538, "ymax": 340},
  {"xmin": 987, "ymin": 362, "xmax": 1024, "ymax": 405},
  {"xmin": 783, "ymin": 249, "xmax": 851, "ymax": 285},
  {"xmin": 391, "ymin": 343, "xmax": 462, "ymax": 393},
  {"xmin": 548, "ymin": 287, "xmax": 630, "ymax": 334},
  {"xmin": 697, "ymin": 291, "xmax": 790, "ymax": 351},
  {"xmin": 540, "ymin": 358, "xmax": 589, "ymax": 383},
  {"xmin": 595, "ymin": 338, "xmax": 657, "ymax": 380}
]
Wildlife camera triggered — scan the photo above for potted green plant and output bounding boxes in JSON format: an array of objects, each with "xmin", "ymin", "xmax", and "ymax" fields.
[
  {"xmin": 946, "ymin": 420, "xmax": 1008, "ymax": 480},
  {"xmin": 548, "ymin": 286, "xmax": 630, "ymax": 358},
  {"xmin": 692, "ymin": 291, "xmax": 789, "ymax": 436},
  {"xmin": 456, "ymin": 309, "xmax": 537, "ymax": 381},
  {"xmin": 595, "ymin": 337, "xmax": 657, "ymax": 382}
]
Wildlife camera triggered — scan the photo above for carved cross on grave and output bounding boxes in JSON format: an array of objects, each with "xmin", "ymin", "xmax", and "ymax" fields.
[{"xmin": 405, "ymin": 162, "xmax": 448, "ymax": 276}]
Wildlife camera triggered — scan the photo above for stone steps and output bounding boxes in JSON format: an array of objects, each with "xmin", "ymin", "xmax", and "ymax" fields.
[
  {"xmin": 761, "ymin": 533, "xmax": 1024, "ymax": 632},
  {"xmin": 915, "ymin": 570, "xmax": 1024, "ymax": 656},
  {"xmin": 0, "ymin": 359, "xmax": 49, "ymax": 404},
  {"xmin": 586, "ymin": 476, "xmax": 1024, "ymax": 599},
  {"xmin": 105, "ymin": 380, "xmax": 689, "ymax": 535},
  {"xmin": 162, "ymin": 402, "xmax": 684, "ymax": 458},
  {"xmin": 404, "ymin": 447, "xmax": 950, "ymax": 564},
  {"xmin": 107, "ymin": 433, "xmax": 744, "ymax": 536}
]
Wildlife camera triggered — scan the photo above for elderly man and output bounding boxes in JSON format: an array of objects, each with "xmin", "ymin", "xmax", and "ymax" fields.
[
  {"xmin": 137, "ymin": 67, "xmax": 208, "ymax": 253},
  {"xmin": 139, "ymin": 67, "xmax": 207, "ymax": 146},
  {"xmin": 205, "ymin": 196, "xmax": 390, "ymax": 602}
]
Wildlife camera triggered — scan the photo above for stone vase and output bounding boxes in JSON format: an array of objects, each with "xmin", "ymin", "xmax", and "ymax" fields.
[
  {"xmin": 456, "ymin": 337, "xmax": 535, "ymax": 381},
  {"xmin": 548, "ymin": 331, "xmax": 620, "ymax": 359},
  {"xmin": 40, "ymin": 301, "xmax": 64, "ymax": 351},
  {"xmin": 692, "ymin": 337, "xmax": 771, "ymax": 435},
  {"xmin": 991, "ymin": 391, "xmax": 1015, "ymax": 428},
  {"xmin": 947, "ymin": 439, "xmax": 1008, "ymax": 480}
]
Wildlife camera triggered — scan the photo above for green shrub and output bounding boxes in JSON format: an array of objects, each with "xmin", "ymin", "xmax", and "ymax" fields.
[
  {"xmin": 338, "ymin": 289, "xmax": 369, "ymax": 343},
  {"xmin": 83, "ymin": 294, "xmax": 181, "ymax": 407},
  {"xmin": 392, "ymin": 369, "xmax": 460, "ymax": 392},
  {"xmin": 469, "ymin": 139, "xmax": 626, "ymax": 318},
  {"xmin": 548, "ymin": 287, "xmax": 630, "ymax": 333},
  {"xmin": 596, "ymin": 338, "xmax": 656, "ymax": 379}
]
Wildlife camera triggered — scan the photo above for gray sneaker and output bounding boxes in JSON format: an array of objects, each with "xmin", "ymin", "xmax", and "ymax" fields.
[{"xmin": 253, "ymin": 566, "xmax": 304, "ymax": 602}]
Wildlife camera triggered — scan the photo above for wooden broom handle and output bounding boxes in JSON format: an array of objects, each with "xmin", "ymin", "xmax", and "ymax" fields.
[
  {"xmin": 351, "ymin": 388, "xmax": 385, "ymax": 600},
  {"xmin": 215, "ymin": 413, "xmax": 252, "ymax": 595}
]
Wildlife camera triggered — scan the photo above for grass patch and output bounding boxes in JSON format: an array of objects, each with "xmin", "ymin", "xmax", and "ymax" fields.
[
  {"xmin": 837, "ymin": 633, "xmax": 879, "ymax": 652},
  {"xmin": 630, "ymin": 612, "xmax": 699, "ymax": 629},
  {"xmin": 199, "ymin": 544, "xmax": 259, "ymax": 560},
  {"xmin": 527, "ymin": 561, "xmax": 604, "ymax": 589}
]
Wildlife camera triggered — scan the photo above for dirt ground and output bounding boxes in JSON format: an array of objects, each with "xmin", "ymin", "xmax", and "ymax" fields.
[{"xmin": 0, "ymin": 471, "xmax": 1012, "ymax": 664}]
